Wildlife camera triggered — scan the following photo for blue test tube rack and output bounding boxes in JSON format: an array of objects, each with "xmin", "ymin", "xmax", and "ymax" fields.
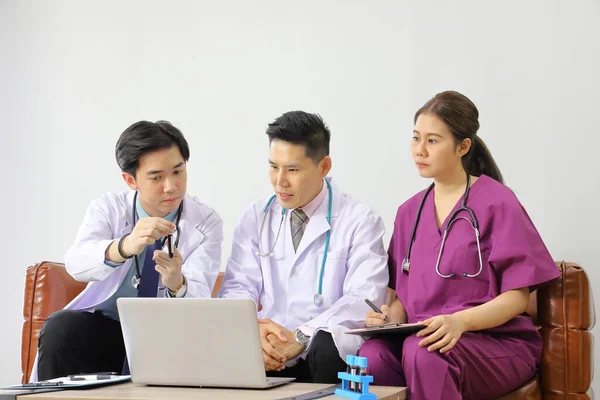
[{"xmin": 335, "ymin": 355, "xmax": 376, "ymax": 400}]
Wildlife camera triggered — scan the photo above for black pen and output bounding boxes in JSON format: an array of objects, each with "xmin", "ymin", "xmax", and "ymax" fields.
[
  {"xmin": 167, "ymin": 235, "xmax": 173, "ymax": 258},
  {"xmin": 364, "ymin": 298, "xmax": 390, "ymax": 323}
]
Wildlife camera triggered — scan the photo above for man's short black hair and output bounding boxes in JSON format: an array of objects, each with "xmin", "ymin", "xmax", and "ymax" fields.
[
  {"xmin": 115, "ymin": 120, "xmax": 190, "ymax": 177},
  {"xmin": 266, "ymin": 111, "xmax": 330, "ymax": 162}
]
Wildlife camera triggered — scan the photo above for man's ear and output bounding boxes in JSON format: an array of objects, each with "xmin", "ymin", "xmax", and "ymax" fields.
[
  {"xmin": 320, "ymin": 156, "xmax": 332, "ymax": 177},
  {"xmin": 122, "ymin": 172, "xmax": 137, "ymax": 190}
]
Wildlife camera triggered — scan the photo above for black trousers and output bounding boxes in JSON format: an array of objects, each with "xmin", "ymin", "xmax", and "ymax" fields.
[
  {"xmin": 266, "ymin": 331, "xmax": 347, "ymax": 383},
  {"xmin": 37, "ymin": 310, "xmax": 126, "ymax": 381}
]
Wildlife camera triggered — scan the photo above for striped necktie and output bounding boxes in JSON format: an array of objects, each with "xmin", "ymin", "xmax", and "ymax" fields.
[{"xmin": 291, "ymin": 209, "xmax": 308, "ymax": 252}]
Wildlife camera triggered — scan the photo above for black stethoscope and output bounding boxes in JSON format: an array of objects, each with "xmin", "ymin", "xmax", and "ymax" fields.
[
  {"xmin": 130, "ymin": 191, "xmax": 183, "ymax": 289},
  {"xmin": 402, "ymin": 174, "xmax": 483, "ymax": 278}
]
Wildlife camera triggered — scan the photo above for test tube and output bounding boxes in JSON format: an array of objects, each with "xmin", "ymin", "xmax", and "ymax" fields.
[
  {"xmin": 345, "ymin": 355, "xmax": 354, "ymax": 375},
  {"xmin": 345, "ymin": 355, "xmax": 356, "ymax": 391},
  {"xmin": 357, "ymin": 356, "xmax": 368, "ymax": 392},
  {"xmin": 350, "ymin": 356, "xmax": 359, "ymax": 391}
]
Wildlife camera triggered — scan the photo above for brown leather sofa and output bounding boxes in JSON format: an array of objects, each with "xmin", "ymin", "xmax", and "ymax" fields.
[{"xmin": 21, "ymin": 261, "xmax": 594, "ymax": 399}]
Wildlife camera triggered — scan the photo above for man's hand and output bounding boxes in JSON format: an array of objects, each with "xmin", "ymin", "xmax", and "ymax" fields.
[
  {"xmin": 122, "ymin": 217, "xmax": 176, "ymax": 257},
  {"xmin": 154, "ymin": 246, "xmax": 184, "ymax": 292},
  {"xmin": 257, "ymin": 319, "xmax": 303, "ymax": 371},
  {"xmin": 266, "ymin": 332, "xmax": 304, "ymax": 361}
]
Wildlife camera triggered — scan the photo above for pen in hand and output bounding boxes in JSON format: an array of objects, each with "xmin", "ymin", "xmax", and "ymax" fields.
[
  {"xmin": 167, "ymin": 235, "xmax": 173, "ymax": 258},
  {"xmin": 364, "ymin": 298, "xmax": 390, "ymax": 323}
]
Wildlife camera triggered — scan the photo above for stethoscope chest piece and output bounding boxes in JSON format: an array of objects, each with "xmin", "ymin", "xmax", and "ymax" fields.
[
  {"xmin": 313, "ymin": 293, "xmax": 324, "ymax": 307},
  {"xmin": 131, "ymin": 275, "xmax": 140, "ymax": 289},
  {"xmin": 402, "ymin": 259, "xmax": 410, "ymax": 273}
]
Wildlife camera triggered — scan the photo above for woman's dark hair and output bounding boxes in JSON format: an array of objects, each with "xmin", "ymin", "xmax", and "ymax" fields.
[
  {"xmin": 115, "ymin": 120, "xmax": 190, "ymax": 177},
  {"xmin": 415, "ymin": 91, "xmax": 503, "ymax": 183}
]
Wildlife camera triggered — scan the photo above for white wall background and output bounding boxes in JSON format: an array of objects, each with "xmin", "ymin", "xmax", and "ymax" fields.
[{"xmin": 1, "ymin": 0, "xmax": 599, "ymax": 390}]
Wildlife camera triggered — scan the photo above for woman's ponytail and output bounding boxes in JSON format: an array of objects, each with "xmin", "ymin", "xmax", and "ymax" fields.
[{"xmin": 464, "ymin": 135, "xmax": 503, "ymax": 183}]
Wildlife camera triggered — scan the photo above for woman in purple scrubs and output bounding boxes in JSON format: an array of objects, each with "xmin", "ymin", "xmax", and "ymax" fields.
[{"xmin": 358, "ymin": 91, "xmax": 561, "ymax": 399}]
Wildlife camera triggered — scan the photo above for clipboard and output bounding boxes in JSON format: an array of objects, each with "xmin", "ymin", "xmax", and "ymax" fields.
[
  {"xmin": 345, "ymin": 322, "xmax": 426, "ymax": 338},
  {"xmin": 0, "ymin": 375, "xmax": 131, "ymax": 391}
]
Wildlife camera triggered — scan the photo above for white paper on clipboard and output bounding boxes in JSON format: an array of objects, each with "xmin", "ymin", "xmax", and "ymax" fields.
[{"xmin": 44, "ymin": 375, "xmax": 131, "ymax": 387}]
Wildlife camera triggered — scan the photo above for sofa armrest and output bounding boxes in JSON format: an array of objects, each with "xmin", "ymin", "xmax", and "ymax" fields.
[
  {"xmin": 537, "ymin": 261, "xmax": 595, "ymax": 398},
  {"xmin": 22, "ymin": 262, "xmax": 87, "ymax": 383}
]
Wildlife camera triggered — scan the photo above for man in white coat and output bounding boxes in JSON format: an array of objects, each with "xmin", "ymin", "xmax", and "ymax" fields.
[
  {"xmin": 35, "ymin": 120, "xmax": 223, "ymax": 381},
  {"xmin": 218, "ymin": 111, "xmax": 388, "ymax": 383}
]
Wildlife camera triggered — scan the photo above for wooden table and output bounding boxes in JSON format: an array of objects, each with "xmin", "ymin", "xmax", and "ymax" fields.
[{"xmin": 10, "ymin": 382, "xmax": 406, "ymax": 400}]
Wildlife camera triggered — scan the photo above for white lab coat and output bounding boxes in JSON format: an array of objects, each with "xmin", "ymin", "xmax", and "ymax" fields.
[
  {"xmin": 30, "ymin": 190, "xmax": 223, "ymax": 381},
  {"xmin": 218, "ymin": 178, "xmax": 388, "ymax": 360}
]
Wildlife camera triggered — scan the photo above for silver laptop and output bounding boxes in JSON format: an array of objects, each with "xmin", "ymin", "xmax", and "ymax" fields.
[{"xmin": 116, "ymin": 298, "xmax": 295, "ymax": 388}]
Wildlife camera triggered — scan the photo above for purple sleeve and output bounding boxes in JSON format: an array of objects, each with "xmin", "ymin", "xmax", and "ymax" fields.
[
  {"xmin": 388, "ymin": 202, "xmax": 410, "ymax": 292},
  {"xmin": 488, "ymin": 202, "xmax": 561, "ymax": 293},
  {"xmin": 387, "ymin": 222, "xmax": 399, "ymax": 290}
]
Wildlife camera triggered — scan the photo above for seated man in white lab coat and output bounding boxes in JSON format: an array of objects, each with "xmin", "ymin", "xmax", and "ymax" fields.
[
  {"xmin": 218, "ymin": 111, "xmax": 389, "ymax": 383},
  {"xmin": 34, "ymin": 120, "xmax": 223, "ymax": 381}
]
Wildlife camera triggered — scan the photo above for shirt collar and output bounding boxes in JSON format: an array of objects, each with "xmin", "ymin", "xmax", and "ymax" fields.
[{"xmin": 293, "ymin": 179, "xmax": 328, "ymax": 219}]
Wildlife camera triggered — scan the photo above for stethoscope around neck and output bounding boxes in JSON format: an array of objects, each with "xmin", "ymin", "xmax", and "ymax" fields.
[
  {"xmin": 402, "ymin": 174, "xmax": 483, "ymax": 278},
  {"xmin": 130, "ymin": 191, "xmax": 183, "ymax": 289},
  {"xmin": 256, "ymin": 179, "xmax": 333, "ymax": 307}
]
